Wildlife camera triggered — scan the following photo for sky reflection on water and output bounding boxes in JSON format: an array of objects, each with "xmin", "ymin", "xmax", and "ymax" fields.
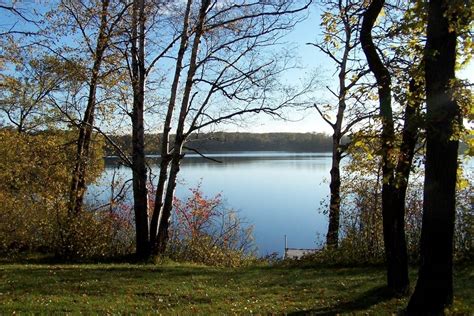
[{"xmin": 88, "ymin": 152, "xmax": 332, "ymax": 256}]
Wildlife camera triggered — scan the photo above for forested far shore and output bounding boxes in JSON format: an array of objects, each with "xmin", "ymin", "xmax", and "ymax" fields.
[
  {"xmin": 105, "ymin": 131, "xmax": 470, "ymax": 156},
  {"xmin": 105, "ymin": 132, "xmax": 341, "ymax": 156}
]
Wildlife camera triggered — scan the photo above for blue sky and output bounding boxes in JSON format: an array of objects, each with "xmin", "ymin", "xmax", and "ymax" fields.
[
  {"xmin": 212, "ymin": 3, "xmax": 342, "ymax": 135},
  {"xmin": 1, "ymin": 1, "xmax": 472, "ymax": 135},
  {"xmin": 237, "ymin": 3, "xmax": 333, "ymax": 134},
  {"xmin": 242, "ymin": 3, "xmax": 473, "ymax": 134}
]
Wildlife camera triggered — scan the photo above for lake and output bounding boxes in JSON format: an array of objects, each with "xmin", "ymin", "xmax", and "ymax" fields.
[{"xmin": 88, "ymin": 152, "xmax": 333, "ymax": 256}]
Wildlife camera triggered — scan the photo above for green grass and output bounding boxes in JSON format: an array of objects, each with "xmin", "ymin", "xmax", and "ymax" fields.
[{"xmin": 0, "ymin": 262, "xmax": 472, "ymax": 314}]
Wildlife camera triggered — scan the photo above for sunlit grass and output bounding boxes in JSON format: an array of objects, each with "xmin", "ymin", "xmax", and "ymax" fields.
[{"xmin": 0, "ymin": 262, "xmax": 472, "ymax": 314}]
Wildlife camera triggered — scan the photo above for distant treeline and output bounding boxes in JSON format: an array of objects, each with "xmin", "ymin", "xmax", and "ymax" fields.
[{"xmin": 106, "ymin": 132, "xmax": 336, "ymax": 156}]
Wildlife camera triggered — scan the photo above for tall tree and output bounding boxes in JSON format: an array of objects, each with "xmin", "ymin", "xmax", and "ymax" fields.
[
  {"xmin": 153, "ymin": 0, "xmax": 212, "ymax": 254},
  {"xmin": 406, "ymin": 0, "xmax": 467, "ymax": 312},
  {"xmin": 360, "ymin": 0, "xmax": 409, "ymax": 296},
  {"xmin": 51, "ymin": 0, "xmax": 129, "ymax": 216},
  {"xmin": 110, "ymin": 0, "xmax": 181, "ymax": 259},
  {"xmin": 66, "ymin": 0, "xmax": 113, "ymax": 215},
  {"xmin": 310, "ymin": 0, "xmax": 372, "ymax": 248},
  {"xmin": 149, "ymin": 0, "xmax": 194, "ymax": 256},
  {"xmin": 129, "ymin": 0, "xmax": 150, "ymax": 259},
  {"xmin": 148, "ymin": 0, "xmax": 314, "ymax": 256}
]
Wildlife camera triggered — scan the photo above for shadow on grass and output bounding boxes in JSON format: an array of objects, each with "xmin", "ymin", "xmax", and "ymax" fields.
[
  {"xmin": 0, "ymin": 253, "xmax": 142, "ymax": 265},
  {"xmin": 289, "ymin": 285, "xmax": 394, "ymax": 316}
]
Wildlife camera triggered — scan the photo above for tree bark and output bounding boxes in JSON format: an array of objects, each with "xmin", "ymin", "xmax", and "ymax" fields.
[
  {"xmin": 155, "ymin": 0, "xmax": 211, "ymax": 254},
  {"xmin": 326, "ymin": 137, "xmax": 342, "ymax": 247},
  {"xmin": 390, "ymin": 78, "xmax": 421, "ymax": 273},
  {"xmin": 69, "ymin": 0, "xmax": 110, "ymax": 215},
  {"xmin": 407, "ymin": 0, "xmax": 459, "ymax": 312},
  {"xmin": 155, "ymin": 147, "xmax": 184, "ymax": 254},
  {"xmin": 149, "ymin": 0, "xmax": 193, "ymax": 256},
  {"xmin": 324, "ymin": 0, "xmax": 351, "ymax": 248},
  {"xmin": 386, "ymin": 79, "xmax": 421, "ymax": 296},
  {"xmin": 360, "ymin": 0, "xmax": 409, "ymax": 296},
  {"xmin": 130, "ymin": 0, "xmax": 150, "ymax": 259}
]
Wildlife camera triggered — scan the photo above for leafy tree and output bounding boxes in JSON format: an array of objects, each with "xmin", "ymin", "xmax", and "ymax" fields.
[
  {"xmin": 360, "ymin": 0, "xmax": 425, "ymax": 296},
  {"xmin": 45, "ymin": 0, "xmax": 130, "ymax": 216},
  {"xmin": 407, "ymin": 0, "xmax": 472, "ymax": 312},
  {"xmin": 0, "ymin": 53, "xmax": 81, "ymax": 133},
  {"xmin": 0, "ymin": 128, "xmax": 104, "ymax": 255},
  {"xmin": 310, "ymin": 0, "xmax": 373, "ymax": 248}
]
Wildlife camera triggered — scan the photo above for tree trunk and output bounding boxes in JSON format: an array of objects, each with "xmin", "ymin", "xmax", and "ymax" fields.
[
  {"xmin": 326, "ymin": 135, "xmax": 342, "ymax": 247},
  {"xmin": 149, "ymin": 0, "xmax": 193, "ymax": 256},
  {"xmin": 69, "ymin": 0, "xmax": 110, "ymax": 215},
  {"xmin": 361, "ymin": 0, "xmax": 409, "ymax": 296},
  {"xmin": 386, "ymin": 78, "xmax": 421, "ymax": 296},
  {"xmin": 131, "ymin": 103, "xmax": 149, "ymax": 259},
  {"xmin": 155, "ymin": 145, "xmax": 184, "ymax": 254},
  {"xmin": 154, "ymin": 0, "xmax": 211, "ymax": 254},
  {"xmin": 407, "ymin": 0, "xmax": 459, "ymax": 312},
  {"xmin": 324, "ymin": 6, "xmax": 350, "ymax": 248},
  {"xmin": 130, "ymin": 0, "xmax": 150, "ymax": 259}
]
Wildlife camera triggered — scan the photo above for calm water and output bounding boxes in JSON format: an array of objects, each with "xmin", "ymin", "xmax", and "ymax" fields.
[{"xmin": 88, "ymin": 152, "xmax": 333, "ymax": 256}]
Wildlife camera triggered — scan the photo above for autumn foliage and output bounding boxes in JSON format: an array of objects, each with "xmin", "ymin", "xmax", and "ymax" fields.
[
  {"xmin": 0, "ymin": 129, "xmax": 135, "ymax": 258},
  {"xmin": 166, "ymin": 186, "xmax": 256, "ymax": 267}
]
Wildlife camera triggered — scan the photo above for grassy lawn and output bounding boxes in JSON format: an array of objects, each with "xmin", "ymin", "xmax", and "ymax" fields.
[{"xmin": 0, "ymin": 262, "xmax": 472, "ymax": 314}]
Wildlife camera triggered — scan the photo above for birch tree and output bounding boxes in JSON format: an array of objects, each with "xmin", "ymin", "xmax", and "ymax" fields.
[
  {"xmin": 147, "ymin": 0, "xmax": 314, "ymax": 256},
  {"xmin": 117, "ymin": 0, "xmax": 181, "ymax": 259}
]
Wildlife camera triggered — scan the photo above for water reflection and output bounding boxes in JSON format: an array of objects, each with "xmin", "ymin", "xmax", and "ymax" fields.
[
  {"xmin": 106, "ymin": 151, "xmax": 331, "ymax": 168},
  {"xmin": 90, "ymin": 152, "xmax": 332, "ymax": 256}
]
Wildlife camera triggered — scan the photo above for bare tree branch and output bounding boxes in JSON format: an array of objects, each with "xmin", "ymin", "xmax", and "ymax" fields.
[{"xmin": 183, "ymin": 146, "xmax": 222, "ymax": 163}]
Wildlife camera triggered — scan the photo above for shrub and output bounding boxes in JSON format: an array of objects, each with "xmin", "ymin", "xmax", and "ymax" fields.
[
  {"xmin": 312, "ymin": 154, "xmax": 472, "ymax": 266},
  {"xmin": 166, "ymin": 186, "xmax": 257, "ymax": 267},
  {"xmin": 0, "ymin": 128, "xmax": 118, "ymax": 259},
  {"xmin": 52, "ymin": 209, "xmax": 135, "ymax": 259}
]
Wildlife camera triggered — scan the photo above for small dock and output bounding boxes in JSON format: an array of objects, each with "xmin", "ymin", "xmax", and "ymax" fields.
[{"xmin": 283, "ymin": 235, "xmax": 318, "ymax": 259}]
